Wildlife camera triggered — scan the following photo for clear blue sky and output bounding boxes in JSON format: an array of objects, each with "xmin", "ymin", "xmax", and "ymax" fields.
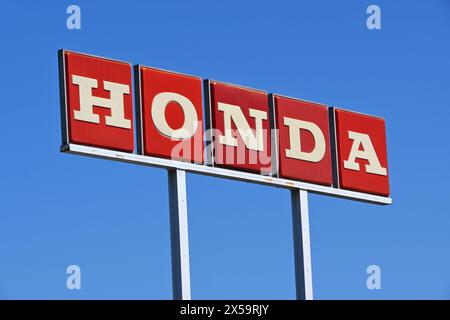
[{"xmin": 0, "ymin": 0, "xmax": 449, "ymax": 299}]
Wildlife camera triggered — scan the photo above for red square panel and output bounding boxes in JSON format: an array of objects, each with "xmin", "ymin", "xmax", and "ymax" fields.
[
  {"xmin": 63, "ymin": 51, "xmax": 134, "ymax": 152},
  {"xmin": 208, "ymin": 81, "xmax": 271, "ymax": 174},
  {"xmin": 274, "ymin": 95, "xmax": 332, "ymax": 185},
  {"xmin": 138, "ymin": 66, "xmax": 204, "ymax": 163},
  {"xmin": 334, "ymin": 108, "xmax": 390, "ymax": 196}
]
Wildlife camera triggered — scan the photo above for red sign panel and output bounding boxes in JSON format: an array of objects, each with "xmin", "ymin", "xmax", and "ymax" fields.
[
  {"xmin": 61, "ymin": 51, "xmax": 134, "ymax": 152},
  {"xmin": 58, "ymin": 50, "xmax": 391, "ymax": 199},
  {"xmin": 273, "ymin": 95, "xmax": 332, "ymax": 185},
  {"xmin": 137, "ymin": 66, "xmax": 204, "ymax": 163},
  {"xmin": 207, "ymin": 81, "xmax": 271, "ymax": 174},
  {"xmin": 334, "ymin": 108, "xmax": 390, "ymax": 196}
]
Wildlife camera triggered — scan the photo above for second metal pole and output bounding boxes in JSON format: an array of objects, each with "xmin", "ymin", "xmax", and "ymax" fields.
[
  {"xmin": 168, "ymin": 169, "xmax": 191, "ymax": 300},
  {"xmin": 291, "ymin": 189, "xmax": 313, "ymax": 300}
]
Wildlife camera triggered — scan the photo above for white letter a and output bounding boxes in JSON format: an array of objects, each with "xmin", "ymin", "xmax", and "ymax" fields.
[{"xmin": 343, "ymin": 131, "xmax": 387, "ymax": 176}]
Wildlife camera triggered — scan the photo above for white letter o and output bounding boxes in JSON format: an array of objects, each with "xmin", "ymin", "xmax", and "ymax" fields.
[{"xmin": 151, "ymin": 92, "xmax": 198, "ymax": 140}]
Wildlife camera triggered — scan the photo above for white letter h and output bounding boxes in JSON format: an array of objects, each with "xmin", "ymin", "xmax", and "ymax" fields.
[{"xmin": 72, "ymin": 75, "xmax": 131, "ymax": 129}]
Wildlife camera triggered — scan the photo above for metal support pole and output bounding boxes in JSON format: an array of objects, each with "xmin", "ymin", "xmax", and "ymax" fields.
[
  {"xmin": 291, "ymin": 189, "xmax": 313, "ymax": 300},
  {"xmin": 168, "ymin": 169, "xmax": 191, "ymax": 300}
]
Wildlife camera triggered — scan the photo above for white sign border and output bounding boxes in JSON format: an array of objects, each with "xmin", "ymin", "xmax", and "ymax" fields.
[{"xmin": 61, "ymin": 143, "xmax": 392, "ymax": 205}]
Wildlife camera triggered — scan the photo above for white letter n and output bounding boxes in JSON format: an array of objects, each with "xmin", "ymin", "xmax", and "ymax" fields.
[{"xmin": 218, "ymin": 102, "xmax": 267, "ymax": 151}]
